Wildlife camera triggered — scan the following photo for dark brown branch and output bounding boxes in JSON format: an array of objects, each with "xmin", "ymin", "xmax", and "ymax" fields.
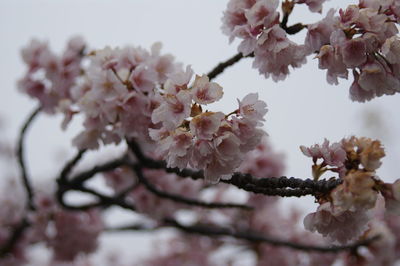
[
  {"xmin": 127, "ymin": 140, "xmax": 342, "ymax": 197},
  {"xmin": 57, "ymin": 178, "xmax": 136, "ymax": 211},
  {"xmin": 59, "ymin": 151, "xmax": 253, "ymax": 211},
  {"xmin": 132, "ymin": 165, "xmax": 253, "ymax": 210},
  {"xmin": 3, "ymin": 107, "xmax": 39, "ymax": 258},
  {"xmin": 164, "ymin": 218, "xmax": 380, "ymax": 253},
  {"xmin": 0, "ymin": 218, "xmax": 30, "ymax": 258},
  {"xmin": 281, "ymin": 23, "xmax": 306, "ymax": 35},
  {"xmin": 17, "ymin": 106, "xmax": 41, "ymax": 210},
  {"xmin": 280, "ymin": 0, "xmax": 306, "ymax": 35},
  {"xmin": 207, "ymin": 53, "xmax": 245, "ymax": 81},
  {"xmin": 68, "ymin": 157, "xmax": 128, "ymax": 186},
  {"xmin": 56, "ymin": 152, "xmax": 133, "ymax": 211}
]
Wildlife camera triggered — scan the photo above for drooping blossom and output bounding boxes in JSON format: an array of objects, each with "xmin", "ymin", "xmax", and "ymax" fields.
[
  {"xmin": 305, "ymin": 2, "xmax": 400, "ymax": 101},
  {"xmin": 222, "ymin": 0, "xmax": 307, "ymax": 81},
  {"xmin": 304, "ymin": 202, "xmax": 372, "ymax": 244}
]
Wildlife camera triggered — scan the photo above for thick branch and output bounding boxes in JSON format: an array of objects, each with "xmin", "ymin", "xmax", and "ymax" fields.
[
  {"xmin": 127, "ymin": 140, "xmax": 342, "ymax": 197},
  {"xmin": 132, "ymin": 165, "xmax": 253, "ymax": 210},
  {"xmin": 164, "ymin": 218, "xmax": 380, "ymax": 253},
  {"xmin": 17, "ymin": 106, "xmax": 41, "ymax": 210}
]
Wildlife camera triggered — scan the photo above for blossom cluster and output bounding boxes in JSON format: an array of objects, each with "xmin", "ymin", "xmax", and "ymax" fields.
[
  {"xmin": 222, "ymin": 0, "xmax": 400, "ymax": 102},
  {"xmin": 75, "ymin": 45, "xmax": 267, "ymax": 182},
  {"xmin": 151, "ymin": 89, "xmax": 267, "ymax": 183},
  {"xmin": 19, "ymin": 39, "xmax": 269, "ymax": 183},
  {"xmin": 71, "ymin": 43, "xmax": 181, "ymax": 150},
  {"xmin": 301, "ymin": 137, "xmax": 400, "ymax": 244},
  {"xmin": 18, "ymin": 37, "xmax": 85, "ymax": 124}
]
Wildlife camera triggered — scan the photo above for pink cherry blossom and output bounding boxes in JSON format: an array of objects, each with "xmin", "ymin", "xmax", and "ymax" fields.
[
  {"xmin": 254, "ymin": 25, "xmax": 307, "ymax": 81},
  {"xmin": 151, "ymin": 90, "xmax": 192, "ymax": 130},
  {"xmin": 48, "ymin": 210, "xmax": 103, "ymax": 261},
  {"xmin": 237, "ymin": 92, "xmax": 267, "ymax": 124},
  {"xmin": 191, "ymin": 75, "xmax": 223, "ymax": 105},
  {"xmin": 190, "ymin": 112, "xmax": 225, "ymax": 140},
  {"xmin": 19, "ymin": 37, "xmax": 85, "ymax": 114},
  {"xmin": 305, "ymin": 9, "xmax": 338, "ymax": 54},
  {"xmin": 300, "ymin": 138, "xmax": 346, "ymax": 168},
  {"xmin": 158, "ymin": 128, "xmax": 193, "ymax": 169}
]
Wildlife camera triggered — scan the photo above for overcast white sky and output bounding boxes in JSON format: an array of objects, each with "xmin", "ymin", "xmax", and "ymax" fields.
[{"xmin": 1, "ymin": 0, "xmax": 400, "ymax": 264}]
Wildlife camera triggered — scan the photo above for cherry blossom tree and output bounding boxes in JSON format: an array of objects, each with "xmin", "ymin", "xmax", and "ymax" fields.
[{"xmin": 1, "ymin": 0, "xmax": 400, "ymax": 265}]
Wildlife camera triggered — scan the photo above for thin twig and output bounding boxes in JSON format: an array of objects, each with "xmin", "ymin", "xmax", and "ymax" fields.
[
  {"xmin": 67, "ymin": 156, "xmax": 128, "ymax": 186},
  {"xmin": 105, "ymin": 223, "xmax": 158, "ymax": 232},
  {"xmin": 3, "ymin": 107, "xmax": 40, "ymax": 258},
  {"xmin": 207, "ymin": 53, "xmax": 245, "ymax": 81},
  {"xmin": 56, "ymin": 152, "xmax": 134, "ymax": 211},
  {"xmin": 17, "ymin": 106, "xmax": 41, "ymax": 210},
  {"xmin": 59, "ymin": 149, "xmax": 87, "ymax": 183}
]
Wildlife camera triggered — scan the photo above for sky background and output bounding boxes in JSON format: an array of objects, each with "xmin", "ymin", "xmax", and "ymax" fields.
[{"xmin": 1, "ymin": 0, "xmax": 400, "ymax": 264}]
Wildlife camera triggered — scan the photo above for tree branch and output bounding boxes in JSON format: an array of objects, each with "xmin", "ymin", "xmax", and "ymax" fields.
[
  {"xmin": 17, "ymin": 106, "xmax": 41, "ymax": 210},
  {"xmin": 67, "ymin": 156, "xmax": 128, "ymax": 187},
  {"xmin": 164, "ymin": 218, "xmax": 380, "ymax": 253},
  {"xmin": 207, "ymin": 53, "xmax": 246, "ymax": 81},
  {"xmin": 59, "ymin": 149, "xmax": 87, "ymax": 183},
  {"xmin": 56, "ymin": 151, "xmax": 134, "ymax": 211},
  {"xmin": 132, "ymin": 164, "xmax": 253, "ymax": 210},
  {"xmin": 280, "ymin": 0, "xmax": 306, "ymax": 35},
  {"xmin": 126, "ymin": 140, "xmax": 342, "ymax": 197}
]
